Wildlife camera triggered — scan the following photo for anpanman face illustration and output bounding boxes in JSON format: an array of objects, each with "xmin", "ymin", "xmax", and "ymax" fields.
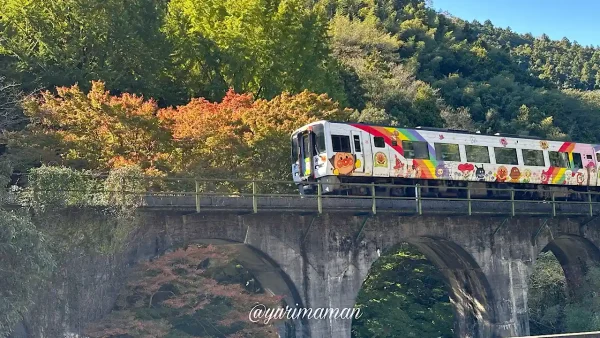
[
  {"xmin": 330, "ymin": 152, "xmax": 356, "ymax": 175},
  {"xmin": 374, "ymin": 152, "xmax": 388, "ymax": 167}
]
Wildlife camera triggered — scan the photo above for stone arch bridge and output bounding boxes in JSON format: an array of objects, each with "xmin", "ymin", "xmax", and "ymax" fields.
[
  {"xmin": 10, "ymin": 184, "xmax": 600, "ymax": 338},
  {"xmin": 131, "ymin": 207, "xmax": 600, "ymax": 338}
]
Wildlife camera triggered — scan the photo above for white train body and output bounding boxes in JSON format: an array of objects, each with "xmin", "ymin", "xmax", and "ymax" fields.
[{"xmin": 291, "ymin": 121, "xmax": 600, "ymax": 195}]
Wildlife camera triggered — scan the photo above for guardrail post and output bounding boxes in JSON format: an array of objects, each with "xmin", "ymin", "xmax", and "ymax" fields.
[
  {"xmin": 252, "ymin": 180, "xmax": 258, "ymax": 213},
  {"xmin": 415, "ymin": 184, "xmax": 422, "ymax": 215},
  {"xmin": 551, "ymin": 190, "xmax": 556, "ymax": 217},
  {"xmin": 510, "ymin": 189, "xmax": 515, "ymax": 217},
  {"xmin": 371, "ymin": 182, "xmax": 376, "ymax": 215},
  {"xmin": 467, "ymin": 186, "xmax": 472, "ymax": 216},
  {"xmin": 195, "ymin": 180, "xmax": 200, "ymax": 213},
  {"xmin": 317, "ymin": 182, "xmax": 322, "ymax": 214},
  {"xmin": 589, "ymin": 190, "xmax": 593, "ymax": 217}
]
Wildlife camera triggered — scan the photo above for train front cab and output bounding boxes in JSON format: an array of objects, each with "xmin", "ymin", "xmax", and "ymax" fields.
[{"xmin": 291, "ymin": 123, "xmax": 323, "ymax": 195}]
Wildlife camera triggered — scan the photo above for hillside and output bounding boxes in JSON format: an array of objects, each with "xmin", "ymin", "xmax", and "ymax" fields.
[{"xmin": 2, "ymin": 0, "xmax": 600, "ymax": 337}]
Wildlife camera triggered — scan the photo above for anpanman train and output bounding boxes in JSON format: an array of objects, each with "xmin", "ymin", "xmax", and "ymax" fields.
[{"xmin": 291, "ymin": 120, "xmax": 600, "ymax": 200}]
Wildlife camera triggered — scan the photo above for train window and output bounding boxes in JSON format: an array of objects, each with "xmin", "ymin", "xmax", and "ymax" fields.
[
  {"xmin": 291, "ymin": 137, "xmax": 298, "ymax": 160},
  {"xmin": 302, "ymin": 133, "xmax": 310, "ymax": 158},
  {"xmin": 313, "ymin": 124, "xmax": 326, "ymax": 152},
  {"xmin": 403, "ymin": 141, "xmax": 429, "ymax": 159},
  {"xmin": 331, "ymin": 135, "xmax": 351, "ymax": 153},
  {"xmin": 597, "ymin": 153, "xmax": 600, "ymax": 162},
  {"xmin": 374, "ymin": 136, "xmax": 385, "ymax": 148},
  {"xmin": 522, "ymin": 149, "xmax": 545, "ymax": 166},
  {"xmin": 494, "ymin": 147, "xmax": 518, "ymax": 165},
  {"xmin": 549, "ymin": 151, "xmax": 569, "ymax": 168},
  {"xmin": 465, "ymin": 145, "xmax": 490, "ymax": 163},
  {"xmin": 434, "ymin": 143, "xmax": 460, "ymax": 161},
  {"xmin": 573, "ymin": 152, "xmax": 583, "ymax": 168},
  {"xmin": 353, "ymin": 135, "xmax": 362, "ymax": 152}
]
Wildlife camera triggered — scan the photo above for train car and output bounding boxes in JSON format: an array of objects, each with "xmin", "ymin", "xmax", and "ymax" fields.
[{"xmin": 290, "ymin": 120, "xmax": 600, "ymax": 200}]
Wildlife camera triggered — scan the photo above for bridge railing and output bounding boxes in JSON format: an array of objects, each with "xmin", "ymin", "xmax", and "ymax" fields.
[{"xmin": 9, "ymin": 174, "xmax": 600, "ymax": 216}]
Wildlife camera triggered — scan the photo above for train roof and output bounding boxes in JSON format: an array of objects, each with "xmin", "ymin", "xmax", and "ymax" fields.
[
  {"xmin": 293, "ymin": 120, "xmax": 599, "ymax": 146},
  {"xmin": 326, "ymin": 121, "xmax": 568, "ymax": 143}
]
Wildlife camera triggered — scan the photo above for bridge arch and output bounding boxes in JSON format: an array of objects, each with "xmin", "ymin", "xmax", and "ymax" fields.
[
  {"xmin": 537, "ymin": 234, "xmax": 600, "ymax": 297},
  {"xmin": 353, "ymin": 236, "xmax": 496, "ymax": 338},
  {"xmin": 185, "ymin": 238, "xmax": 307, "ymax": 337}
]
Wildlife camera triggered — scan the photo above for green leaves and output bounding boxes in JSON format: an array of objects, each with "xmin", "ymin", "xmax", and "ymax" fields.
[
  {"xmin": 352, "ymin": 243, "xmax": 454, "ymax": 338},
  {"xmin": 0, "ymin": 0, "xmax": 172, "ymax": 102},
  {"xmin": 163, "ymin": 0, "xmax": 339, "ymax": 102},
  {"xmin": 0, "ymin": 209, "xmax": 54, "ymax": 338}
]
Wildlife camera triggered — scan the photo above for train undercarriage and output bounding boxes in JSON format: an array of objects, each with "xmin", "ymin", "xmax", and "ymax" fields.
[{"xmin": 299, "ymin": 176, "xmax": 600, "ymax": 202}]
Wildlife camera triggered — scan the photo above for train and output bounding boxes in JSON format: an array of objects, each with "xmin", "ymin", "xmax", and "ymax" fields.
[{"xmin": 290, "ymin": 120, "xmax": 600, "ymax": 200}]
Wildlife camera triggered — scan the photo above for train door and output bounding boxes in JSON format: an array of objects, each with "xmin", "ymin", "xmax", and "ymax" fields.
[
  {"xmin": 596, "ymin": 152, "xmax": 600, "ymax": 186},
  {"xmin": 371, "ymin": 134, "xmax": 390, "ymax": 177},
  {"xmin": 576, "ymin": 152, "xmax": 596, "ymax": 186},
  {"xmin": 351, "ymin": 131, "xmax": 365, "ymax": 173},
  {"xmin": 299, "ymin": 131, "xmax": 313, "ymax": 179}
]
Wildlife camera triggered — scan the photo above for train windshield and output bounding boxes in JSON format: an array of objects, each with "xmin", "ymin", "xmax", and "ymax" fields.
[{"xmin": 313, "ymin": 124, "xmax": 326, "ymax": 153}]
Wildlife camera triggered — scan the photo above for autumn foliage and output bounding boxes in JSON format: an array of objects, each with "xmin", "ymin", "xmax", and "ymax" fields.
[
  {"xmin": 20, "ymin": 81, "xmax": 352, "ymax": 180},
  {"xmin": 84, "ymin": 245, "xmax": 284, "ymax": 337},
  {"xmin": 21, "ymin": 81, "xmax": 172, "ymax": 175}
]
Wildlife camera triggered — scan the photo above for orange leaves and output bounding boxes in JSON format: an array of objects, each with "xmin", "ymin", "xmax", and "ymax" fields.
[
  {"xmin": 158, "ymin": 89, "xmax": 254, "ymax": 141},
  {"xmin": 84, "ymin": 245, "xmax": 283, "ymax": 338},
  {"xmin": 23, "ymin": 81, "xmax": 172, "ymax": 174},
  {"xmin": 22, "ymin": 81, "xmax": 352, "ymax": 181}
]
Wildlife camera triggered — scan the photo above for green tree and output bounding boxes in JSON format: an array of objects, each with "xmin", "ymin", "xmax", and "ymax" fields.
[
  {"xmin": 0, "ymin": 163, "xmax": 54, "ymax": 338},
  {"xmin": 0, "ymin": 0, "xmax": 173, "ymax": 103},
  {"xmin": 352, "ymin": 243, "xmax": 454, "ymax": 338},
  {"xmin": 162, "ymin": 0, "xmax": 344, "ymax": 102}
]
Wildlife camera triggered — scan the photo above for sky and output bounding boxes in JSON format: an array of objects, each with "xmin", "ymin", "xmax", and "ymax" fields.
[{"xmin": 432, "ymin": 0, "xmax": 600, "ymax": 47}]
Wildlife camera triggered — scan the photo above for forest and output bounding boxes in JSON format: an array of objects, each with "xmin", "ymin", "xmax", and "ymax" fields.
[{"xmin": 2, "ymin": 0, "xmax": 600, "ymax": 336}]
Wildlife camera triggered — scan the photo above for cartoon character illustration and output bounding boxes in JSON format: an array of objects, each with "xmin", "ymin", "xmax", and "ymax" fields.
[
  {"xmin": 374, "ymin": 152, "xmax": 388, "ymax": 168},
  {"xmin": 475, "ymin": 165, "xmax": 485, "ymax": 181},
  {"xmin": 500, "ymin": 138, "xmax": 508, "ymax": 147},
  {"xmin": 330, "ymin": 152, "xmax": 356, "ymax": 175},
  {"xmin": 496, "ymin": 166, "xmax": 508, "ymax": 182},
  {"xmin": 522, "ymin": 169, "xmax": 532, "ymax": 183},
  {"xmin": 393, "ymin": 155, "xmax": 404, "ymax": 176},
  {"xmin": 436, "ymin": 164, "xmax": 450, "ymax": 179},
  {"xmin": 457, "ymin": 163, "xmax": 475, "ymax": 180},
  {"xmin": 541, "ymin": 169, "xmax": 551, "ymax": 184},
  {"xmin": 540, "ymin": 141, "xmax": 549, "ymax": 149},
  {"xmin": 411, "ymin": 160, "xmax": 423, "ymax": 178},
  {"xmin": 439, "ymin": 134, "xmax": 445, "ymax": 140},
  {"xmin": 510, "ymin": 167, "xmax": 521, "ymax": 183},
  {"xmin": 575, "ymin": 172, "xmax": 584, "ymax": 185},
  {"xmin": 391, "ymin": 130, "xmax": 399, "ymax": 146}
]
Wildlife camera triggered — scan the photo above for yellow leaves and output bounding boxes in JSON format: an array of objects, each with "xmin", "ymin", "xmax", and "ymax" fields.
[
  {"xmin": 22, "ymin": 81, "xmax": 171, "ymax": 173},
  {"xmin": 23, "ymin": 81, "xmax": 352, "ymax": 181}
]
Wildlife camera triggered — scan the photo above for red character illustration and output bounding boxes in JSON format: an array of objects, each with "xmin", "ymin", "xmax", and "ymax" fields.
[
  {"xmin": 496, "ymin": 166, "xmax": 509, "ymax": 182},
  {"xmin": 541, "ymin": 169, "xmax": 551, "ymax": 184},
  {"xmin": 574, "ymin": 172, "xmax": 584, "ymax": 185},
  {"xmin": 457, "ymin": 163, "xmax": 475, "ymax": 179}
]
